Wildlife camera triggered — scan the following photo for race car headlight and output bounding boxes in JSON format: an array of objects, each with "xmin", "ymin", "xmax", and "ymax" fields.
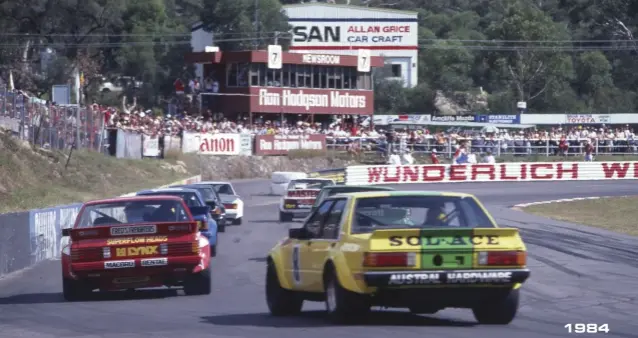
[{"xmin": 478, "ymin": 251, "xmax": 526, "ymax": 266}]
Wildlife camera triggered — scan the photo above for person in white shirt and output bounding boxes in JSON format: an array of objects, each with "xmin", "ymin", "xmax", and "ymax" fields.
[{"xmin": 483, "ymin": 150, "xmax": 496, "ymax": 164}]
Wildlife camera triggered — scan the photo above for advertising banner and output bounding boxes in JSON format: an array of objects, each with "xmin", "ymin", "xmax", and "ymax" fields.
[
  {"xmin": 373, "ymin": 114, "xmax": 431, "ymax": 125},
  {"xmin": 430, "ymin": 115, "xmax": 476, "ymax": 122},
  {"xmin": 250, "ymin": 87, "xmax": 373, "ymax": 115},
  {"xmin": 565, "ymin": 114, "xmax": 612, "ymax": 124},
  {"xmin": 142, "ymin": 135, "xmax": 161, "ymax": 157},
  {"xmin": 181, "ymin": 132, "xmax": 251, "ymax": 156},
  {"xmin": 475, "ymin": 114, "xmax": 521, "ymax": 124},
  {"xmin": 288, "ymin": 19, "xmax": 418, "ymax": 50},
  {"xmin": 254, "ymin": 134, "xmax": 326, "ymax": 155},
  {"xmin": 29, "ymin": 204, "xmax": 82, "ymax": 262}
]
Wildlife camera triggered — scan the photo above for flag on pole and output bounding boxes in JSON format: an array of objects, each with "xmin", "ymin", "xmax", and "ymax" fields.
[{"xmin": 8, "ymin": 70, "xmax": 14, "ymax": 91}]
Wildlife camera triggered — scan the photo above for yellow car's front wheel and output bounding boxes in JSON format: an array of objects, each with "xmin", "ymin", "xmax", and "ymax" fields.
[{"xmin": 266, "ymin": 262, "xmax": 303, "ymax": 316}]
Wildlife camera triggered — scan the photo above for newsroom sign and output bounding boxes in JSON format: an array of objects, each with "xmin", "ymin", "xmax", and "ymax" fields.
[
  {"xmin": 251, "ymin": 88, "xmax": 373, "ymax": 114},
  {"xmin": 253, "ymin": 134, "xmax": 327, "ymax": 156}
]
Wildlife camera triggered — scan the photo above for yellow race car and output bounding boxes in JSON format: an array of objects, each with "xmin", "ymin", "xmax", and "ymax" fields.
[{"xmin": 265, "ymin": 191, "xmax": 530, "ymax": 324}]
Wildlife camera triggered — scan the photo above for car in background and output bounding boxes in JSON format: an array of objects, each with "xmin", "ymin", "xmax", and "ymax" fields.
[
  {"xmin": 136, "ymin": 188, "xmax": 218, "ymax": 256},
  {"xmin": 278, "ymin": 178, "xmax": 334, "ymax": 222},
  {"xmin": 171, "ymin": 184, "xmax": 228, "ymax": 232},
  {"xmin": 266, "ymin": 191, "xmax": 530, "ymax": 324},
  {"xmin": 310, "ymin": 185, "xmax": 395, "ymax": 214},
  {"xmin": 192, "ymin": 181, "xmax": 244, "ymax": 226},
  {"xmin": 61, "ymin": 195, "xmax": 212, "ymax": 301}
]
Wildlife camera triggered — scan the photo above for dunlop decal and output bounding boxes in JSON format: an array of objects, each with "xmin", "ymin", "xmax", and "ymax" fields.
[
  {"xmin": 107, "ymin": 236, "xmax": 168, "ymax": 245},
  {"xmin": 115, "ymin": 245, "xmax": 159, "ymax": 257}
]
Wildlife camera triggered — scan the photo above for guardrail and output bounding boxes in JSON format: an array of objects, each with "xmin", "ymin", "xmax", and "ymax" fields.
[
  {"xmin": 344, "ymin": 161, "xmax": 638, "ymax": 185},
  {"xmin": 0, "ymin": 174, "xmax": 201, "ymax": 278}
]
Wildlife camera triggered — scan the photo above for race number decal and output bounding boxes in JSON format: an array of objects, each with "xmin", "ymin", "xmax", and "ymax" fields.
[{"xmin": 292, "ymin": 245, "xmax": 301, "ymax": 285}]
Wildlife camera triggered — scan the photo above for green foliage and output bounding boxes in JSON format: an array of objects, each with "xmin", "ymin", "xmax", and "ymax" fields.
[{"xmin": 2, "ymin": 0, "xmax": 638, "ymax": 114}]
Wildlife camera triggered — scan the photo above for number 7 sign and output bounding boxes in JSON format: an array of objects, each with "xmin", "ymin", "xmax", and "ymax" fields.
[
  {"xmin": 357, "ymin": 49, "xmax": 371, "ymax": 72},
  {"xmin": 268, "ymin": 45, "xmax": 282, "ymax": 69}
]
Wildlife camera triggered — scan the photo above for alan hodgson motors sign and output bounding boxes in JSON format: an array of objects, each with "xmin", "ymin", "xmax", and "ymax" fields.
[{"xmin": 251, "ymin": 88, "xmax": 373, "ymax": 114}]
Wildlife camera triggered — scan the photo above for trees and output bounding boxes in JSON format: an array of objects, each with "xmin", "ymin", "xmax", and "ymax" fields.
[{"xmin": 1, "ymin": 0, "xmax": 637, "ymax": 113}]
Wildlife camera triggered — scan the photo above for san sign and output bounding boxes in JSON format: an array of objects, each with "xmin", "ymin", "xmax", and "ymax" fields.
[{"xmin": 289, "ymin": 21, "xmax": 418, "ymax": 49}]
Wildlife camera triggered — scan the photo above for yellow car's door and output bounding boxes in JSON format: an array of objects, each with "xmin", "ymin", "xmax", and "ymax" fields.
[
  {"xmin": 294, "ymin": 200, "xmax": 335, "ymax": 292},
  {"xmin": 306, "ymin": 198, "xmax": 348, "ymax": 292}
]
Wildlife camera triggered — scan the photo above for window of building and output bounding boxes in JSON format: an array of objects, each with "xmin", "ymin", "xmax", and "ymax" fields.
[
  {"xmin": 303, "ymin": 65, "xmax": 312, "ymax": 88},
  {"xmin": 237, "ymin": 63, "xmax": 249, "ymax": 86},
  {"xmin": 289, "ymin": 64, "xmax": 297, "ymax": 87},
  {"xmin": 226, "ymin": 63, "xmax": 238, "ymax": 87},
  {"xmin": 258, "ymin": 64, "xmax": 267, "ymax": 86},
  {"xmin": 391, "ymin": 64, "xmax": 402, "ymax": 77},
  {"xmin": 282, "ymin": 64, "xmax": 291, "ymax": 87},
  {"xmin": 296, "ymin": 65, "xmax": 306, "ymax": 88},
  {"xmin": 267, "ymin": 68, "xmax": 281, "ymax": 87},
  {"xmin": 326, "ymin": 67, "xmax": 335, "ymax": 88},
  {"xmin": 343, "ymin": 67, "xmax": 357, "ymax": 89},
  {"xmin": 314, "ymin": 67, "xmax": 327, "ymax": 88},
  {"xmin": 333, "ymin": 67, "xmax": 343, "ymax": 89},
  {"xmin": 250, "ymin": 63, "xmax": 260, "ymax": 86}
]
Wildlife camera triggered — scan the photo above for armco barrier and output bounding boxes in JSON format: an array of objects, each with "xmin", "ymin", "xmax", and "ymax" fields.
[
  {"xmin": 0, "ymin": 212, "xmax": 31, "ymax": 276},
  {"xmin": 345, "ymin": 161, "xmax": 638, "ymax": 185},
  {"xmin": 24, "ymin": 174, "xmax": 201, "ymax": 268}
]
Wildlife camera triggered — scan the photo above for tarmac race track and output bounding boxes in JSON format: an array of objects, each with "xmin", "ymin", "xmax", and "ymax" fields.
[{"xmin": 1, "ymin": 180, "xmax": 637, "ymax": 338}]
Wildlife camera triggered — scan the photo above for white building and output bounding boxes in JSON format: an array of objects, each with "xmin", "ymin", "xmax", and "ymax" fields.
[
  {"xmin": 190, "ymin": 21, "xmax": 214, "ymax": 81},
  {"xmin": 283, "ymin": 3, "xmax": 419, "ymax": 88}
]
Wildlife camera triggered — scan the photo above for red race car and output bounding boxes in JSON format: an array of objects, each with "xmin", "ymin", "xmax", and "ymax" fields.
[{"xmin": 60, "ymin": 195, "xmax": 212, "ymax": 301}]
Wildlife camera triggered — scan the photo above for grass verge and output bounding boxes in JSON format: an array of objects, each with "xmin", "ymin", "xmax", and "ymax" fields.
[
  {"xmin": 524, "ymin": 196, "xmax": 638, "ymax": 236},
  {"xmin": 0, "ymin": 131, "xmax": 193, "ymax": 213}
]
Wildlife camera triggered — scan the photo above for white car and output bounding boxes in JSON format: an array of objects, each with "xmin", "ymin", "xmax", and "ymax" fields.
[
  {"xmin": 192, "ymin": 181, "xmax": 244, "ymax": 225},
  {"xmin": 279, "ymin": 178, "xmax": 335, "ymax": 222}
]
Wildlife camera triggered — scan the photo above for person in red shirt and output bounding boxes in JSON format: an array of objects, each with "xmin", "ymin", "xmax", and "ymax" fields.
[
  {"xmin": 584, "ymin": 139, "xmax": 594, "ymax": 161},
  {"xmin": 430, "ymin": 149, "xmax": 440, "ymax": 164}
]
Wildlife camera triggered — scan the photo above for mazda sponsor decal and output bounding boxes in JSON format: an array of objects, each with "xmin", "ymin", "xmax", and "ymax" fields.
[
  {"xmin": 104, "ymin": 260, "xmax": 135, "ymax": 269},
  {"xmin": 141, "ymin": 258, "xmax": 168, "ymax": 267},
  {"xmin": 110, "ymin": 225, "xmax": 157, "ymax": 236}
]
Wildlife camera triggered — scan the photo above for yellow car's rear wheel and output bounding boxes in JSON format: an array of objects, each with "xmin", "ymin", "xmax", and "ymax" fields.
[
  {"xmin": 323, "ymin": 269, "xmax": 370, "ymax": 323},
  {"xmin": 472, "ymin": 288, "xmax": 519, "ymax": 324}
]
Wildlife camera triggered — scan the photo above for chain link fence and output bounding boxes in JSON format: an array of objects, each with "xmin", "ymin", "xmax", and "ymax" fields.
[{"xmin": 0, "ymin": 86, "xmax": 104, "ymax": 151}]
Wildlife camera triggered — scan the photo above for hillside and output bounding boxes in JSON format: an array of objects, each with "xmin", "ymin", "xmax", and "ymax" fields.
[{"xmin": 0, "ymin": 130, "xmax": 196, "ymax": 213}]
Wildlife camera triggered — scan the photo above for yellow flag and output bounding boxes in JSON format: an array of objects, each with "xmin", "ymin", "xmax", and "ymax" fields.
[{"xmin": 80, "ymin": 72, "xmax": 85, "ymax": 85}]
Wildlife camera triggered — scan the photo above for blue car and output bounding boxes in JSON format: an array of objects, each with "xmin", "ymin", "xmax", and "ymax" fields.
[{"xmin": 136, "ymin": 188, "xmax": 219, "ymax": 256}]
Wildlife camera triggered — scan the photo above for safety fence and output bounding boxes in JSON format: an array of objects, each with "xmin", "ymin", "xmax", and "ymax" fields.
[
  {"xmin": 118, "ymin": 131, "xmax": 638, "ymax": 159},
  {"xmin": 0, "ymin": 87, "xmax": 104, "ymax": 151},
  {"xmin": 0, "ymin": 174, "xmax": 201, "ymax": 278}
]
